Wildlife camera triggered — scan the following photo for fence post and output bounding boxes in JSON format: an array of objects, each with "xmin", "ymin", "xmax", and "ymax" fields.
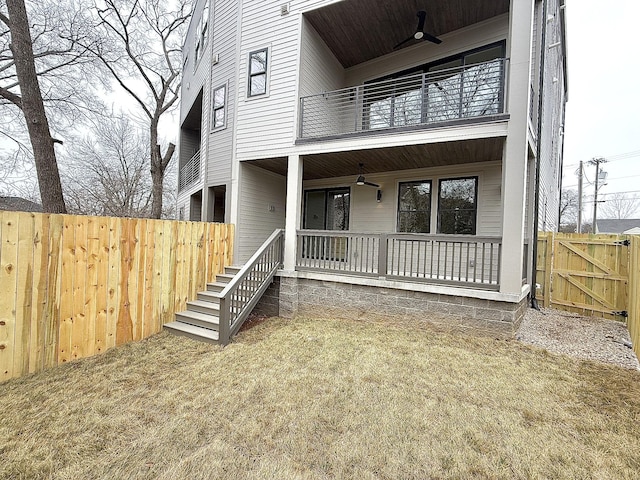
[
  {"xmin": 378, "ymin": 234, "xmax": 388, "ymax": 278},
  {"xmin": 543, "ymin": 232, "xmax": 554, "ymax": 308}
]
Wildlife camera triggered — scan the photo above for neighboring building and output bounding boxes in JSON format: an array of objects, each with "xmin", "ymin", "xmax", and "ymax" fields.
[
  {"xmin": 0, "ymin": 196, "xmax": 43, "ymax": 212},
  {"xmin": 596, "ymin": 219, "xmax": 640, "ymax": 235},
  {"xmin": 176, "ymin": 0, "xmax": 568, "ymax": 335}
]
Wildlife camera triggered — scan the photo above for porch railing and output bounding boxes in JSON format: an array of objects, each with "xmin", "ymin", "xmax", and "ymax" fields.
[
  {"xmin": 178, "ymin": 149, "xmax": 201, "ymax": 191},
  {"xmin": 299, "ymin": 58, "xmax": 507, "ymax": 140},
  {"xmin": 218, "ymin": 229, "xmax": 284, "ymax": 345},
  {"xmin": 297, "ymin": 230, "xmax": 501, "ymax": 289}
]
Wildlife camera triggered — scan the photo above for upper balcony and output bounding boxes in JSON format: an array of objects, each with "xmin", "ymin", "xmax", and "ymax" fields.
[
  {"xmin": 297, "ymin": 0, "xmax": 511, "ymax": 143},
  {"xmin": 299, "ymin": 58, "xmax": 507, "ymax": 141}
]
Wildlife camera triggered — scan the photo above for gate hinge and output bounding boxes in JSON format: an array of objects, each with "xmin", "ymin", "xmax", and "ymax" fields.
[
  {"xmin": 614, "ymin": 240, "xmax": 631, "ymax": 246},
  {"xmin": 612, "ymin": 310, "xmax": 628, "ymax": 318}
]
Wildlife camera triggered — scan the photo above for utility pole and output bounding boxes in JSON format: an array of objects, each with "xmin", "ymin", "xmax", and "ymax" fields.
[
  {"xmin": 577, "ymin": 161, "xmax": 583, "ymax": 233},
  {"xmin": 588, "ymin": 157, "xmax": 607, "ymax": 233}
]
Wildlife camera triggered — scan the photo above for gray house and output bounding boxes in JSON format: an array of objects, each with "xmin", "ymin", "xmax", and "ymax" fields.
[
  {"xmin": 596, "ymin": 219, "xmax": 640, "ymax": 235},
  {"xmin": 170, "ymin": 0, "xmax": 568, "ymax": 343}
]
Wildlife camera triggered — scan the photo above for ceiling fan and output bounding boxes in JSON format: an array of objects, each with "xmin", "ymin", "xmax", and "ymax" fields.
[
  {"xmin": 356, "ymin": 163, "xmax": 379, "ymax": 188},
  {"xmin": 394, "ymin": 10, "xmax": 442, "ymax": 49}
]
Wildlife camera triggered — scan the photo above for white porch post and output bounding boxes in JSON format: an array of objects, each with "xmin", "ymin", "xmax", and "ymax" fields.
[
  {"xmin": 283, "ymin": 154, "xmax": 303, "ymax": 271},
  {"xmin": 500, "ymin": 0, "xmax": 534, "ymax": 295}
]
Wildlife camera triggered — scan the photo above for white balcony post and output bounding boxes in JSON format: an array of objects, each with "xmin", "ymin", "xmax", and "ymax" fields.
[
  {"xmin": 283, "ymin": 154, "xmax": 303, "ymax": 271},
  {"xmin": 500, "ymin": 0, "xmax": 535, "ymax": 295}
]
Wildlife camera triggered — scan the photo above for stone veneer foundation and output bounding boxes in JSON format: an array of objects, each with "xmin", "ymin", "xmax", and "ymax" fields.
[{"xmin": 275, "ymin": 275, "xmax": 529, "ymax": 339}]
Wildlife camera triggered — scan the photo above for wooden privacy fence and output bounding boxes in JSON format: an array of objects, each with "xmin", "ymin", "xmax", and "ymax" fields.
[
  {"xmin": 0, "ymin": 212, "xmax": 234, "ymax": 382},
  {"xmin": 536, "ymin": 232, "xmax": 640, "ymax": 356}
]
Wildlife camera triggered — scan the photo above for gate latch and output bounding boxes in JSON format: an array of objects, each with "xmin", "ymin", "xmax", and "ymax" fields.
[
  {"xmin": 612, "ymin": 310, "xmax": 628, "ymax": 318},
  {"xmin": 614, "ymin": 240, "xmax": 631, "ymax": 246}
]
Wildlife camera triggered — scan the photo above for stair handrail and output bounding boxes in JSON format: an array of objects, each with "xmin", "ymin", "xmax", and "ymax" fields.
[{"xmin": 218, "ymin": 229, "xmax": 284, "ymax": 345}]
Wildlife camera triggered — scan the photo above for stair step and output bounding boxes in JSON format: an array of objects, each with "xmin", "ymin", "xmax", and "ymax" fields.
[
  {"xmin": 206, "ymin": 282, "xmax": 227, "ymax": 293},
  {"xmin": 197, "ymin": 290, "xmax": 222, "ymax": 303},
  {"xmin": 187, "ymin": 299, "xmax": 220, "ymax": 316},
  {"xmin": 216, "ymin": 274, "xmax": 235, "ymax": 284},
  {"xmin": 225, "ymin": 266, "xmax": 242, "ymax": 275},
  {"xmin": 175, "ymin": 310, "xmax": 220, "ymax": 330},
  {"xmin": 164, "ymin": 321, "xmax": 219, "ymax": 344}
]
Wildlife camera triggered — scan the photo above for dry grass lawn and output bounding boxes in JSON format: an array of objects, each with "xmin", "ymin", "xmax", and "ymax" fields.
[{"xmin": 1, "ymin": 316, "xmax": 639, "ymax": 479}]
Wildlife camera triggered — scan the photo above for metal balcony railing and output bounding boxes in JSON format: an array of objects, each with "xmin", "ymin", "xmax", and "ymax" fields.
[
  {"xmin": 299, "ymin": 58, "xmax": 507, "ymax": 140},
  {"xmin": 178, "ymin": 150, "xmax": 201, "ymax": 191}
]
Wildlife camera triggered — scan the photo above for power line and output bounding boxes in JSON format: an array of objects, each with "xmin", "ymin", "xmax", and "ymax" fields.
[{"xmin": 563, "ymin": 149, "xmax": 640, "ymax": 169}]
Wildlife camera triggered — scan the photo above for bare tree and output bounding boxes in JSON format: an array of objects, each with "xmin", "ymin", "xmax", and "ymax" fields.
[
  {"xmin": 87, "ymin": 0, "xmax": 190, "ymax": 218},
  {"xmin": 1, "ymin": 0, "xmax": 103, "ymax": 210},
  {"xmin": 62, "ymin": 116, "xmax": 176, "ymax": 218},
  {"xmin": 559, "ymin": 188, "xmax": 579, "ymax": 227},
  {"xmin": 600, "ymin": 193, "xmax": 640, "ymax": 219},
  {"xmin": 1, "ymin": 0, "xmax": 67, "ymax": 212}
]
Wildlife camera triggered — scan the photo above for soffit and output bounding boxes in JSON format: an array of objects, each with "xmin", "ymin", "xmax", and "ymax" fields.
[{"xmin": 304, "ymin": 0, "xmax": 510, "ymax": 68}]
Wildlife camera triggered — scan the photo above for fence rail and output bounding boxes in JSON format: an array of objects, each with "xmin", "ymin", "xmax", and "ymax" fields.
[
  {"xmin": 297, "ymin": 230, "xmax": 501, "ymax": 289},
  {"xmin": 0, "ymin": 211, "xmax": 233, "ymax": 382},
  {"xmin": 299, "ymin": 58, "xmax": 507, "ymax": 139}
]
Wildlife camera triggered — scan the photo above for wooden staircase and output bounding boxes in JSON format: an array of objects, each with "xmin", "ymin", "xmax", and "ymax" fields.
[
  {"xmin": 163, "ymin": 228, "xmax": 285, "ymax": 345},
  {"xmin": 164, "ymin": 266, "xmax": 241, "ymax": 344}
]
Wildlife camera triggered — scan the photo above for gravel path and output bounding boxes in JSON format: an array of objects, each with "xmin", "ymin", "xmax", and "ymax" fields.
[{"xmin": 516, "ymin": 307, "xmax": 639, "ymax": 370}]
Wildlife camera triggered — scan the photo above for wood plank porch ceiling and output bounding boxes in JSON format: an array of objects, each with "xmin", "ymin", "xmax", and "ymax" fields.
[
  {"xmin": 305, "ymin": 0, "xmax": 510, "ymax": 68},
  {"xmin": 245, "ymin": 137, "xmax": 505, "ymax": 180}
]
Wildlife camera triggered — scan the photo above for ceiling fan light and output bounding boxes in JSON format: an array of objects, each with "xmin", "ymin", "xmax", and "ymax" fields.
[
  {"xmin": 414, "ymin": 31, "xmax": 424, "ymax": 40},
  {"xmin": 356, "ymin": 175, "xmax": 365, "ymax": 185}
]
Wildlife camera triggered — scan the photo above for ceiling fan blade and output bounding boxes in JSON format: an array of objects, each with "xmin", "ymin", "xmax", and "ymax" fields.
[
  {"xmin": 394, "ymin": 35, "xmax": 415, "ymax": 49},
  {"xmin": 416, "ymin": 11, "xmax": 427, "ymax": 32},
  {"xmin": 364, "ymin": 181, "xmax": 380, "ymax": 188},
  {"xmin": 423, "ymin": 32, "xmax": 442, "ymax": 45}
]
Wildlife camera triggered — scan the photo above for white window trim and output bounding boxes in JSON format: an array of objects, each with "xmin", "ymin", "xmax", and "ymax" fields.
[
  {"xmin": 246, "ymin": 46, "xmax": 271, "ymax": 99},
  {"xmin": 211, "ymin": 82, "xmax": 228, "ymax": 132}
]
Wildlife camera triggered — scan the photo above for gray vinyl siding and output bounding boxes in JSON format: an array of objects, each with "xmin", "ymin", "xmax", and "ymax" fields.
[
  {"xmin": 302, "ymin": 162, "xmax": 503, "ymax": 237},
  {"xmin": 180, "ymin": 0, "xmax": 212, "ymax": 123},
  {"xmin": 236, "ymin": 163, "xmax": 287, "ymax": 262},
  {"xmin": 205, "ymin": 0, "xmax": 238, "ymax": 185},
  {"xmin": 299, "ymin": 18, "xmax": 345, "ymax": 97},
  {"xmin": 537, "ymin": 0, "xmax": 566, "ymax": 232}
]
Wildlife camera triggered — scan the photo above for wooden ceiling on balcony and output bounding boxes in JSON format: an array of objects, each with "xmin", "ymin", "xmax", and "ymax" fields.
[
  {"xmin": 305, "ymin": 0, "xmax": 510, "ymax": 68},
  {"xmin": 245, "ymin": 137, "xmax": 505, "ymax": 180}
]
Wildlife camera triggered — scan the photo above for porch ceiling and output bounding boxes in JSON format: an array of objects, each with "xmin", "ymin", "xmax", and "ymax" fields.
[
  {"xmin": 245, "ymin": 137, "xmax": 505, "ymax": 180},
  {"xmin": 304, "ymin": 0, "xmax": 510, "ymax": 68}
]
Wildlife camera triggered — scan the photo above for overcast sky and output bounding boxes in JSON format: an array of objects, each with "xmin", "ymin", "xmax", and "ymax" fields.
[{"xmin": 562, "ymin": 0, "xmax": 640, "ymax": 217}]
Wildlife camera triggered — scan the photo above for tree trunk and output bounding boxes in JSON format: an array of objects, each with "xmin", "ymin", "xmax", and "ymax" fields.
[
  {"xmin": 6, "ymin": 0, "xmax": 66, "ymax": 213},
  {"xmin": 150, "ymin": 119, "xmax": 162, "ymax": 219}
]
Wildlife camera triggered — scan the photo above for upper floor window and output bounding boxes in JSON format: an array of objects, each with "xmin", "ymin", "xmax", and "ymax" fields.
[
  {"xmin": 212, "ymin": 84, "xmax": 226, "ymax": 129},
  {"xmin": 437, "ymin": 177, "xmax": 478, "ymax": 235},
  {"xmin": 248, "ymin": 48, "xmax": 268, "ymax": 97},
  {"xmin": 194, "ymin": 0, "xmax": 209, "ymax": 67},
  {"xmin": 397, "ymin": 180, "xmax": 431, "ymax": 233}
]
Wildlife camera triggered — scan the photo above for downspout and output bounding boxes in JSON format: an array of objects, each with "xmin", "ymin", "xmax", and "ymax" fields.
[{"xmin": 530, "ymin": 0, "xmax": 548, "ymax": 310}]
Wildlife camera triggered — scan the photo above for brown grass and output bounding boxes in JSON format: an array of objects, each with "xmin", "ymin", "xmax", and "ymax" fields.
[{"xmin": 1, "ymin": 316, "xmax": 639, "ymax": 479}]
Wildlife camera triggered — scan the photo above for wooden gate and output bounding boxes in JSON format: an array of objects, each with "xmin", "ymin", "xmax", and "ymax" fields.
[{"xmin": 537, "ymin": 233, "xmax": 629, "ymax": 320}]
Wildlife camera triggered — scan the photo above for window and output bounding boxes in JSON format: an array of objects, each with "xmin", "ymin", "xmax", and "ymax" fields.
[
  {"xmin": 194, "ymin": 0, "xmax": 209, "ymax": 66},
  {"xmin": 248, "ymin": 48, "xmax": 268, "ymax": 97},
  {"xmin": 437, "ymin": 177, "xmax": 478, "ymax": 235},
  {"xmin": 397, "ymin": 181, "xmax": 431, "ymax": 233},
  {"xmin": 303, "ymin": 188, "xmax": 350, "ymax": 231},
  {"xmin": 364, "ymin": 42, "xmax": 505, "ymax": 129},
  {"xmin": 212, "ymin": 84, "xmax": 226, "ymax": 129}
]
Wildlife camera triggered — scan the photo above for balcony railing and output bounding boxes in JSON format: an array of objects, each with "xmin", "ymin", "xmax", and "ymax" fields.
[
  {"xmin": 178, "ymin": 150, "xmax": 201, "ymax": 191},
  {"xmin": 297, "ymin": 230, "xmax": 501, "ymax": 290},
  {"xmin": 299, "ymin": 58, "xmax": 507, "ymax": 140}
]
